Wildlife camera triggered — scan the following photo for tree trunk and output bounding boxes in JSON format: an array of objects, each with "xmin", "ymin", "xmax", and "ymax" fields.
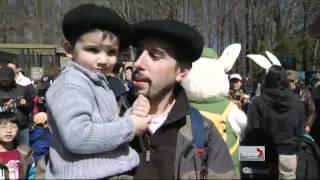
[
  {"xmin": 245, "ymin": 0, "xmax": 250, "ymax": 73},
  {"xmin": 202, "ymin": 0, "xmax": 209, "ymax": 46}
]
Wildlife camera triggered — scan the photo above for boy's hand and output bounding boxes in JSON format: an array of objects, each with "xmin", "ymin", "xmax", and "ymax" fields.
[
  {"xmin": 131, "ymin": 114, "xmax": 151, "ymax": 135},
  {"xmin": 130, "ymin": 95, "xmax": 151, "ymax": 135},
  {"xmin": 131, "ymin": 95, "xmax": 150, "ymax": 117}
]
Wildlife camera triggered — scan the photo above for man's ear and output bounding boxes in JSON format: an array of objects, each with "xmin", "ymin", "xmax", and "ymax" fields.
[
  {"xmin": 176, "ymin": 66, "xmax": 190, "ymax": 82},
  {"xmin": 63, "ymin": 40, "xmax": 74, "ymax": 55}
]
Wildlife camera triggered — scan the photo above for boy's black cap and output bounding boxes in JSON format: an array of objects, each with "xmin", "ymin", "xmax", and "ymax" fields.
[
  {"xmin": 62, "ymin": 4, "xmax": 133, "ymax": 50},
  {"xmin": 133, "ymin": 20, "xmax": 204, "ymax": 62}
]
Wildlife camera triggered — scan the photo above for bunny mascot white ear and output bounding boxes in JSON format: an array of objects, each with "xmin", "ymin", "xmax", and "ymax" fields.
[
  {"xmin": 246, "ymin": 54, "xmax": 272, "ymax": 71},
  {"xmin": 181, "ymin": 43, "xmax": 241, "ymax": 102},
  {"xmin": 247, "ymin": 50, "xmax": 281, "ymax": 73},
  {"xmin": 219, "ymin": 43, "xmax": 242, "ymax": 73},
  {"xmin": 265, "ymin": 51, "xmax": 281, "ymax": 66}
]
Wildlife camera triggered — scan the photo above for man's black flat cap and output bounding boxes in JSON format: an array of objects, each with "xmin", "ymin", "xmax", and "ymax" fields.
[
  {"xmin": 133, "ymin": 20, "xmax": 204, "ymax": 62},
  {"xmin": 62, "ymin": 4, "xmax": 133, "ymax": 50}
]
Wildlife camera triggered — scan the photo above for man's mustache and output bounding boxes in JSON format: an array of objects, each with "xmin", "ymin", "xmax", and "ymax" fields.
[{"xmin": 132, "ymin": 71, "xmax": 150, "ymax": 82}]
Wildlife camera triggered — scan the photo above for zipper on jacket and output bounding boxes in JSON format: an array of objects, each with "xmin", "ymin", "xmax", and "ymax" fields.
[{"xmin": 143, "ymin": 133, "xmax": 151, "ymax": 163}]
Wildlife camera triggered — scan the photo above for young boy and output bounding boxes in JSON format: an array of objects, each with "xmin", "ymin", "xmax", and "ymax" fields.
[
  {"xmin": 45, "ymin": 4, "xmax": 151, "ymax": 179},
  {"xmin": 0, "ymin": 112, "xmax": 33, "ymax": 179}
]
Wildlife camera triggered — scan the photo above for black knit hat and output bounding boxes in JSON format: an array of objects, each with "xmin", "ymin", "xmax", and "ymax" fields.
[
  {"xmin": 62, "ymin": 4, "xmax": 133, "ymax": 50},
  {"xmin": 0, "ymin": 66, "xmax": 15, "ymax": 81},
  {"xmin": 133, "ymin": 20, "xmax": 204, "ymax": 62}
]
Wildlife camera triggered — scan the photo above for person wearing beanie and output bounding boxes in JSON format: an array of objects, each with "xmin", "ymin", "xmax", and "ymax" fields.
[
  {"xmin": 45, "ymin": 4, "xmax": 151, "ymax": 179},
  {"xmin": 128, "ymin": 20, "xmax": 236, "ymax": 179},
  {"xmin": 286, "ymin": 70, "xmax": 316, "ymax": 133}
]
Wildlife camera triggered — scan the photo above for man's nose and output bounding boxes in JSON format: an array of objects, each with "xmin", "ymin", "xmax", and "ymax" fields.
[{"xmin": 134, "ymin": 51, "xmax": 147, "ymax": 69}]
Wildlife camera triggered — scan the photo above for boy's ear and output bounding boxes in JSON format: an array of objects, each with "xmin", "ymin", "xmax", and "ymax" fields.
[{"xmin": 63, "ymin": 40, "xmax": 74, "ymax": 55}]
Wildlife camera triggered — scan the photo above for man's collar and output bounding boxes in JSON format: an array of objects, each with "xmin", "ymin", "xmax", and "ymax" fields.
[{"xmin": 162, "ymin": 85, "xmax": 190, "ymax": 126}]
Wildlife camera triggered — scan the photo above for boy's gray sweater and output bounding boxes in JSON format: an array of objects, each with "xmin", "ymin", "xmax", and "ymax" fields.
[{"xmin": 45, "ymin": 62, "xmax": 139, "ymax": 179}]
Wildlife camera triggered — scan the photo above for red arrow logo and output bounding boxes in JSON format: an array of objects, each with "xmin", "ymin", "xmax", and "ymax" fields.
[{"xmin": 256, "ymin": 147, "xmax": 264, "ymax": 157}]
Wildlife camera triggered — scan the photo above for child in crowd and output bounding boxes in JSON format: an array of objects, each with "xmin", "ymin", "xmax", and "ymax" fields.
[
  {"xmin": 28, "ymin": 112, "xmax": 51, "ymax": 179},
  {"xmin": 0, "ymin": 112, "xmax": 33, "ymax": 179},
  {"xmin": 30, "ymin": 112, "xmax": 51, "ymax": 162},
  {"xmin": 45, "ymin": 4, "xmax": 151, "ymax": 179}
]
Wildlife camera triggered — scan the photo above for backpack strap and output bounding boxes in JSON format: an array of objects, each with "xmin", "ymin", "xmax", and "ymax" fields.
[
  {"xmin": 189, "ymin": 106, "xmax": 208, "ymax": 179},
  {"xmin": 190, "ymin": 106, "xmax": 206, "ymax": 156}
]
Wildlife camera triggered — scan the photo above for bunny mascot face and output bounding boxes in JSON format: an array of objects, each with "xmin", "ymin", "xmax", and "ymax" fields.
[{"xmin": 181, "ymin": 44, "xmax": 247, "ymax": 178}]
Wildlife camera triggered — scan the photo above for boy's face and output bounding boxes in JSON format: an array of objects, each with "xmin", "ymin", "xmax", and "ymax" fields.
[
  {"xmin": 0, "ymin": 122, "xmax": 18, "ymax": 143},
  {"xmin": 67, "ymin": 31, "xmax": 120, "ymax": 74},
  {"xmin": 132, "ymin": 37, "xmax": 189, "ymax": 99}
]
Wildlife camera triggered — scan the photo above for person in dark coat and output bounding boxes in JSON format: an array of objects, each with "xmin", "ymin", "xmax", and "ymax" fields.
[
  {"xmin": 311, "ymin": 78, "xmax": 320, "ymax": 148},
  {"xmin": 287, "ymin": 70, "xmax": 316, "ymax": 133},
  {"xmin": 243, "ymin": 65, "xmax": 305, "ymax": 179}
]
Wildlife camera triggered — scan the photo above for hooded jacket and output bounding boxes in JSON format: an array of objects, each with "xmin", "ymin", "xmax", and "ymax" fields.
[{"xmin": 244, "ymin": 88, "xmax": 305, "ymax": 154}]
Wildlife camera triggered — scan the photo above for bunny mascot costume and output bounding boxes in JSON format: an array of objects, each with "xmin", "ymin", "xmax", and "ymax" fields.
[{"xmin": 181, "ymin": 44, "xmax": 247, "ymax": 178}]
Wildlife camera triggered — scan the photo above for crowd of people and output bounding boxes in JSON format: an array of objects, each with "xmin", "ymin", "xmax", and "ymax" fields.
[{"xmin": 1, "ymin": 3, "xmax": 320, "ymax": 179}]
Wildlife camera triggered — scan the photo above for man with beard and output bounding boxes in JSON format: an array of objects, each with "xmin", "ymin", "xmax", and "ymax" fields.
[{"xmin": 129, "ymin": 20, "xmax": 236, "ymax": 179}]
